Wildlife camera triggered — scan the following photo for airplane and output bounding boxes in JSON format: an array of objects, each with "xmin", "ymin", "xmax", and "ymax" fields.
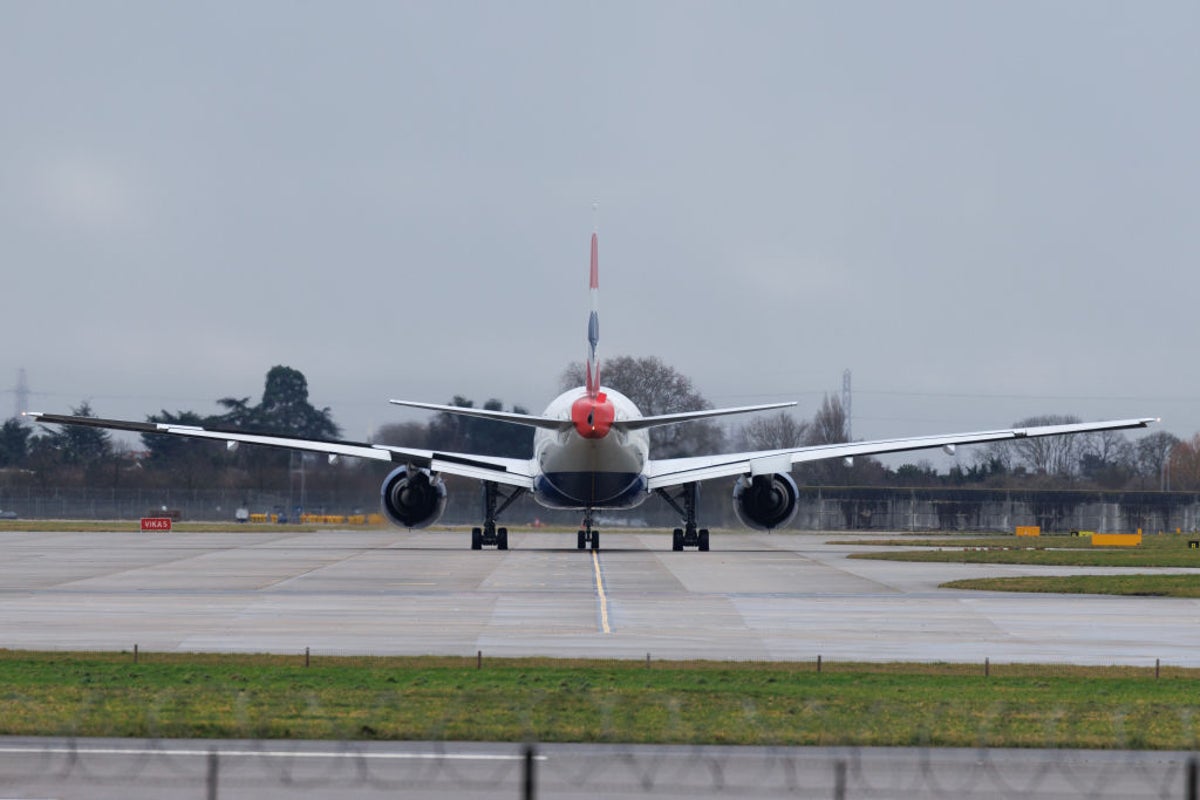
[{"xmin": 27, "ymin": 233, "xmax": 1157, "ymax": 551}]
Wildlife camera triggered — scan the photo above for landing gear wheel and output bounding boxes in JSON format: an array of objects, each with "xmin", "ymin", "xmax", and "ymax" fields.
[
  {"xmin": 577, "ymin": 512, "xmax": 600, "ymax": 551},
  {"xmin": 473, "ymin": 481, "xmax": 526, "ymax": 550},
  {"xmin": 656, "ymin": 482, "xmax": 710, "ymax": 552}
]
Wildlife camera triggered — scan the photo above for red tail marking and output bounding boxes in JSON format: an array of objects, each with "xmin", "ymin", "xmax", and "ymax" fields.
[{"xmin": 571, "ymin": 392, "xmax": 614, "ymax": 440}]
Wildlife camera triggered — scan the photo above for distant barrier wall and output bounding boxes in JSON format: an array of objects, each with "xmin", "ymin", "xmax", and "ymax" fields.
[{"xmin": 788, "ymin": 487, "xmax": 1200, "ymax": 533}]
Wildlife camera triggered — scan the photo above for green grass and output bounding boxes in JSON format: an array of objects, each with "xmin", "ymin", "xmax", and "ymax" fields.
[
  {"xmin": 943, "ymin": 574, "xmax": 1200, "ymax": 597},
  {"xmin": 835, "ymin": 535, "xmax": 1103, "ymax": 549},
  {"xmin": 844, "ymin": 533, "xmax": 1200, "ymax": 568},
  {"xmin": 842, "ymin": 533, "xmax": 1200, "ymax": 596},
  {"xmin": 0, "ymin": 651, "xmax": 1197, "ymax": 749}
]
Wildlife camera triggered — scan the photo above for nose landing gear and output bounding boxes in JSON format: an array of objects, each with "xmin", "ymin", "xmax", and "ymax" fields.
[{"xmin": 576, "ymin": 510, "xmax": 599, "ymax": 550}]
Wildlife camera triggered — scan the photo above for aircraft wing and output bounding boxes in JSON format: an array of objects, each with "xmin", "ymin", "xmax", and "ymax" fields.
[
  {"xmin": 24, "ymin": 412, "xmax": 535, "ymax": 489},
  {"xmin": 645, "ymin": 417, "xmax": 1158, "ymax": 490}
]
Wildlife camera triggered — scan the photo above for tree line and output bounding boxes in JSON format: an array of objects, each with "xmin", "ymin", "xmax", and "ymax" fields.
[{"xmin": 0, "ymin": 358, "xmax": 1188, "ymax": 494}]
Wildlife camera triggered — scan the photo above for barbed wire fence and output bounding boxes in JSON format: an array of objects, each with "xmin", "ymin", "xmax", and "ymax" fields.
[{"xmin": 0, "ymin": 733, "xmax": 1196, "ymax": 798}]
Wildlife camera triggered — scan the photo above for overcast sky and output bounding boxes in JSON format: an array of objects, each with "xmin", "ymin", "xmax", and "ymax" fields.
[{"xmin": 3, "ymin": 1, "xmax": 1197, "ymax": 459}]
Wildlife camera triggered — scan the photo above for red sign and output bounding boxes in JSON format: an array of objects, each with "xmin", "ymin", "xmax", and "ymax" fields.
[{"xmin": 141, "ymin": 517, "xmax": 173, "ymax": 532}]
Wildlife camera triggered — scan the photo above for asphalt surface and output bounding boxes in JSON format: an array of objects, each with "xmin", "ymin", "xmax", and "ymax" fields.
[{"xmin": 0, "ymin": 527, "xmax": 1197, "ymax": 665}]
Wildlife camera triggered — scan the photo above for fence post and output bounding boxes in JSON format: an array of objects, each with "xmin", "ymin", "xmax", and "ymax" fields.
[
  {"xmin": 1186, "ymin": 756, "xmax": 1197, "ymax": 800},
  {"xmin": 207, "ymin": 749, "xmax": 219, "ymax": 800},
  {"xmin": 523, "ymin": 743, "xmax": 536, "ymax": 800},
  {"xmin": 833, "ymin": 759, "xmax": 846, "ymax": 800}
]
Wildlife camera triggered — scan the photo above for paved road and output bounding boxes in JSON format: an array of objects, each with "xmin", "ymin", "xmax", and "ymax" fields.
[
  {"xmin": 0, "ymin": 737, "xmax": 1192, "ymax": 799},
  {"xmin": 0, "ymin": 528, "xmax": 1197, "ymax": 665}
]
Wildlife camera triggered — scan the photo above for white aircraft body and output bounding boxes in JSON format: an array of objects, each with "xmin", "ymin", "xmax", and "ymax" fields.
[{"xmin": 28, "ymin": 234, "xmax": 1157, "ymax": 550}]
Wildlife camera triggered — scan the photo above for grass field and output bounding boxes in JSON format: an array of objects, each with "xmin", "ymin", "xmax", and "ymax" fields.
[
  {"xmin": 843, "ymin": 533, "xmax": 1200, "ymax": 567},
  {"xmin": 854, "ymin": 548, "xmax": 1200, "ymax": 568},
  {"xmin": 0, "ymin": 651, "xmax": 1196, "ymax": 749},
  {"xmin": 840, "ymin": 532, "xmax": 1200, "ymax": 597},
  {"xmin": 942, "ymin": 574, "xmax": 1200, "ymax": 597}
]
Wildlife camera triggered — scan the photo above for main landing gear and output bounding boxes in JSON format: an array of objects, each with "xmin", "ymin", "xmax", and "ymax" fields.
[
  {"xmin": 471, "ymin": 481, "xmax": 525, "ymax": 551},
  {"xmin": 576, "ymin": 511, "xmax": 599, "ymax": 551},
  {"xmin": 655, "ymin": 481, "xmax": 709, "ymax": 552}
]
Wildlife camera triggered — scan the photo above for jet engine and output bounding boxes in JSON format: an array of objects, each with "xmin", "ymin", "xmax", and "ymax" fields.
[
  {"xmin": 379, "ymin": 466, "xmax": 447, "ymax": 529},
  {"xmin": 732, "ymin": 473, "xmax": 799, "ymax": 531}
]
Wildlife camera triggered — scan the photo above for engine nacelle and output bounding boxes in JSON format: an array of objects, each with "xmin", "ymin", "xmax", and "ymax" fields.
[
  {"xmin": 379, "ymin": 466, "xmax": 447, "ymax": 529},
  {"xmin": 732, "ymin": 473, "xmax": 799, "ymax": 531}
]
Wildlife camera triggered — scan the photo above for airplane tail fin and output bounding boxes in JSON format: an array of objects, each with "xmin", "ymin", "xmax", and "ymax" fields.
[{"xmin": 586, "ymin": 232, "xmax": 600, "ymax": 399}]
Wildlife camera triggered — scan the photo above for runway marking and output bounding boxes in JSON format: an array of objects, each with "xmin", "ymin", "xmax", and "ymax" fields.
[
  {"xmin": 592, "ymin": 549, "xmax": 612, "ymax": 634},
  {"xmin": 0, "ymin": 745, "xmax": 544, "ymax": 762}
]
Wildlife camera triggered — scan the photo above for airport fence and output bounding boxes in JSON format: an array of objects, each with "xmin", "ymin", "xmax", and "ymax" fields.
[
  {"xmin": 0, "ymin": 486, "xmax": 365, "ymax": 522},
  {"xmin": 0, "ymin": 738, "xmax": 1195, "ymax": 799},
  {"xmin": 4, "ymin": 485, "xmax": 1200, "ymax": 533}
]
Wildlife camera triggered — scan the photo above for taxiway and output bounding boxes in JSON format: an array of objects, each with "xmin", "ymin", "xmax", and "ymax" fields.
[{"xmin": 0, "ymin": 528, "xmax": 1196, "ymax": 665}]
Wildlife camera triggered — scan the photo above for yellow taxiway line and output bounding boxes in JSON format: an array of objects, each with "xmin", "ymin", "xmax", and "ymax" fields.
[{"xmin": 591, "ymin": 549, "xmax": 611, "ymax": 634}]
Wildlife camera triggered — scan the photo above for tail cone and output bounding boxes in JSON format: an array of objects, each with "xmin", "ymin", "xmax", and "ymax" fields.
[{"xmin": 571, "ymin": 392, "xmax": 614, "ymax": 439}]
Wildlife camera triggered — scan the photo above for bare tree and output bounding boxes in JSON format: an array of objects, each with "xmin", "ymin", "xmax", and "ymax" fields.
[
  {"xmin": 1079, "ymin": 429, "xmax": 1135, "ymax": 489},
  {"xmin": 1083, "ymin": 429, "xmax": 1133, "ymax": 467},
  {"xmin": 1168, "ymin": 434, "xmax": 1200, "ymax": 492},
  {"xmin": 977, "ymin": 443, "xmax": 1013, "ymax": 476},
  {"xmin": 1002, "ymin": 415, "xmax": 1086, "ymax": 477},
  {"xmin": 739, "ymin": 411, "xmax": 809, "ymax": 450},
  {"xmin": 806, "ymin": 394, "xmax": 849, "ymax": 446},
  {"xmin": 798, "ymin": 394, "xmax": 862, "ymax": 486},
  {"xmin": 1136, "ymin": 431, "xmax": 1180, "ymax": 490}
]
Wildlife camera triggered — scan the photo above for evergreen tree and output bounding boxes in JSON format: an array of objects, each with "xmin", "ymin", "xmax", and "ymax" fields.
[{"xmin": 0, "ymin": 419, "xmax": 32, "ymax": 467}]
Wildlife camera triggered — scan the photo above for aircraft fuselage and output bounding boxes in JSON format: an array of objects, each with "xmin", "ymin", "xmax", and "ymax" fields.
[{"xmin": 531, "ymin": 387, "xmax": 650, "ymax": 510}]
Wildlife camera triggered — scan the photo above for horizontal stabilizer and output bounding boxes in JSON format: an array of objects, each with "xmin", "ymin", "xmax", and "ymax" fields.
[
  {"xmin": 389, "ymin": 399, "xmax": 569, "ymax": 430},
  {"xmin": 618, "ymin": 401, "xmax": 797, "ymax": 431}
]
